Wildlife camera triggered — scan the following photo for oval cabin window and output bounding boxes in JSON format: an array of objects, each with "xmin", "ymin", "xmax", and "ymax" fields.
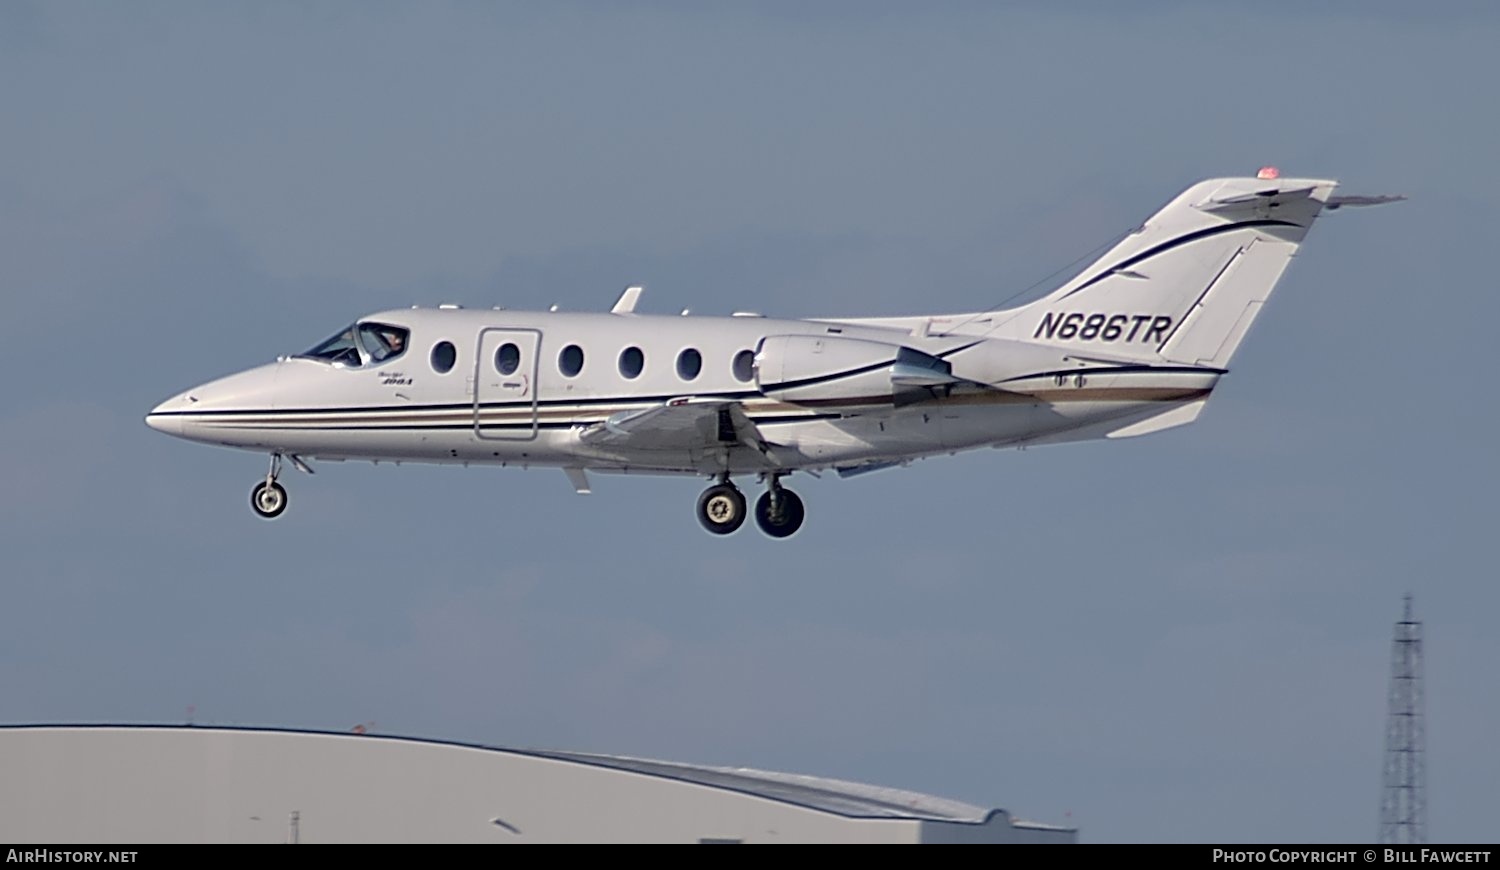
[
  {"xmin": 732, "ymin": 349, "xmax": 755, "ymax": 383},
  {"xmin": 676, "ymin": 348, "xmax": 702, "ymax": 381},
  {"xmin": 495, "ymin": 343, "xmax": 521, "ymax": 375},
  {"xmin": 618, "ymin": 346, "xmax": 645, "ymax": 379},
  {"xmin": 559, "ymin": 344, "xmax": 585, "ymax": 378},
  {"xmin": 430, "ymin": 341, "xmax": 457, "ymax": 374}
]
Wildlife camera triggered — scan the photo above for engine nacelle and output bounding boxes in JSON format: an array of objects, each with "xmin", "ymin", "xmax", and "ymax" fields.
[{"xmin": 754, "ymin": 334, "xmax": 953, "ymax": 407}]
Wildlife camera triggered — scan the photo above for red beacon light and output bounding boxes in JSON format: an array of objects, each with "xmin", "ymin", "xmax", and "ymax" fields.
[{"xmin": 1256, "ymin": 166, "xmax": 1281, "ymax": 180}]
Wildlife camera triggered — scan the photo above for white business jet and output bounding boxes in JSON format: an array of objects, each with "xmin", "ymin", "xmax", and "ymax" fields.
[{"xmin": 146, "ymin": 170, "xmax": 1397, "ymax": 538}]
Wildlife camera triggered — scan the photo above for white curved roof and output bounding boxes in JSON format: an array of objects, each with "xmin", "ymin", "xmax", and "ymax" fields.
[
  {"xmin": 0, "ymin": 725, "xmax": 1075, "ymax": 842},
  {"xmin": 2, "ymin": 724, "xmax": 997, "ymax": 821},
  {"xmin": 533, "ymin": 749, "xmax": 993, "ymax": 822}
]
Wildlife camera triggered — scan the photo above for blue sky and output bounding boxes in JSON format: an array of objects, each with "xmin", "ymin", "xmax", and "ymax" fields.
[{"xmin": 3, "ymin": 2, "xmax": 1496, "ymax": 843}]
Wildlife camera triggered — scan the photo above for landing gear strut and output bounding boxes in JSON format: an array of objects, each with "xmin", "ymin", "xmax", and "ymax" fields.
[
  {"xmin": 696, "ymin": 479, "xmax": 747, "ymax": 535},
  {"xmin": 754, "ymin": 476, "xmax": 805, "ymax": 538},
  {"xmin": 250, "ymin": 453, "xmax": 289, "ymax": 519}
]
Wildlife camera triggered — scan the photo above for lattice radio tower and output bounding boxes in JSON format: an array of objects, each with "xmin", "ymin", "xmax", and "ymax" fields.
[{"xmin": 1379, "ymin": 594, "xmax": 1426, "ymax": 844}]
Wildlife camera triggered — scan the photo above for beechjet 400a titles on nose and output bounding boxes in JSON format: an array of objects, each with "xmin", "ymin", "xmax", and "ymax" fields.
[{"xmin": 147, "ymin": 170, "xmax": 1400, "ymax": 538}]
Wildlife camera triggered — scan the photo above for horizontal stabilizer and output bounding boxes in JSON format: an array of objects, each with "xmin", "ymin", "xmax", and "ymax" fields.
[
  {"xmin": 1326, "ymin": 194, "xmax": 1406, "ymax": 210},
  {"xmin": 1200, "ymin": 184, "xmax": 1319, "ymax": 210}
]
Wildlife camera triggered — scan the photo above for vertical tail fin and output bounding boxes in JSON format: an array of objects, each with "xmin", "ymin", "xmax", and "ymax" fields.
[{"xmin": 990, "ymin": 176, "xmax": 1339, "ymax": 367}]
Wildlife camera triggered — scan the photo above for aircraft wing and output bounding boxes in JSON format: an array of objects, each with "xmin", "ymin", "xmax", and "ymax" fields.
[{"xmin": 579, "ymin": 397, "xmax": 783, "ymax": 460}]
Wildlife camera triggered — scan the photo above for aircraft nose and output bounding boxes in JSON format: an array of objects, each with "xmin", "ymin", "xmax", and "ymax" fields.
[
  {"xmin": 145, "ymin": 397, "xmax": 187, "ymax": 437},
  {"xmin": 146, "ymin": 362, "xmax": 283, "ymax": 443}
]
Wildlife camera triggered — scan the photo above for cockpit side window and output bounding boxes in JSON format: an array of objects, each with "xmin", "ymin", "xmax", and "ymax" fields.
[
  {"xmin": 299, "ymin": 326, "xmax": 363, "ymax": 367},
  {"xmin": 357, "ymin": 323, "xmax": 410, "ymax": 364}
]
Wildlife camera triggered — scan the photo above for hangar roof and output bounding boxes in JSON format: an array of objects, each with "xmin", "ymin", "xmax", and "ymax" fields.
[
  {"xmin": 533, "ymin": 749, "xmax": 992, "ymax": 822},
  {"xmin": 1, "ymin": 725, "xmax": 1070, "ymax": 832}
]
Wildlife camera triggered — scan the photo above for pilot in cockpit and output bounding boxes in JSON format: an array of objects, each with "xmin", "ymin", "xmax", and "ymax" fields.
[
  {"xmin": 363, "ymin": 326, "xmax": 405, "ymax": 363},
  {"xmin": 381, "ymin": 329, "xmax": 405, "ymax": 358}
]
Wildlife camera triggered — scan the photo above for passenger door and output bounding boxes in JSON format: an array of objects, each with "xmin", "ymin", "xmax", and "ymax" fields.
[{"xmin": 474, "ymin": 328, "xmax": 541, "ymax": 441}]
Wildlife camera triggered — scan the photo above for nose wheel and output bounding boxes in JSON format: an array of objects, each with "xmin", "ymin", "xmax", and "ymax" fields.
[
  {"xmin": 754, "ymin": 485, "xmax": 805, "ymax": 538},
  {"xmin": 251, "ymin": 480, "xmax": 288, "ymax": 519},
  {"xmin": 696, "ymin": 482, "xmax": 747, "ymax": 535},
  {"xmin": 249, "ymin": 453, "xmax": 292, "ymax": 520}
]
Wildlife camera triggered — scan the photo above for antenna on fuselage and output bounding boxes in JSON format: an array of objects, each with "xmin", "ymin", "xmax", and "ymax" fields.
[{"xmin": 611, "ymin": 285, "xmax": 644, "ymax": 314}]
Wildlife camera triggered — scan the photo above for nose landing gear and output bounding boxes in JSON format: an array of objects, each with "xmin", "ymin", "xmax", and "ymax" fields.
[
  {"xmin": 251, "ymin": 453, "xmax": 288, "ymax": 519},
  {"xmin": 251, "ymin": 479, "xmax": 288, "ymax": 519},
  {"xmin": 249, "ymin": 453, "xmax": 311, "ymax": 520}
]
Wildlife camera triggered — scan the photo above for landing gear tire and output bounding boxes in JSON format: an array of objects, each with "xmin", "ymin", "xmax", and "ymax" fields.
[
  {"xmin": 755, "ymin": 488, "xmax": 805, "ymax": 538},
  {"xmin": 697, "ymin": 483, "xmax": 747, "ymax": 535},
  {"xmin": 251, "ymin": 480, "xmax": 288, "ymax": 519}
]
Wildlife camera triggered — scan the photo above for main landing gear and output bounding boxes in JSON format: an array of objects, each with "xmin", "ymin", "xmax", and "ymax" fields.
[
  {"xmin": 695, "ymin": 474, "xmax": 805, "ymax": 539},
  {"xmin": 250, "ymin": 453, "xmax": 312, "ymax": 520},
  {"xmin": 755, "ymin": 480, "xmax": 805, "ymax": 539},
  {"xmin": 696, "ymin": 481, "xmax": 747, "ymax": 535}
]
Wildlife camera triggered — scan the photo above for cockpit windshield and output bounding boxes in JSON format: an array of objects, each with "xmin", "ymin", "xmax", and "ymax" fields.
[
  {"xmin": 298, "ymin": 322, "xmax": 409, "ymax": 367},
  {"xmin": 300, "ymin": 326, "xmax": 362, "ymax": 366}
]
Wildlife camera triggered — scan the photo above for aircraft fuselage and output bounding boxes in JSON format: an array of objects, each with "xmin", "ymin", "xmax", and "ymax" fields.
[{"xmin": 146, "ymin": 307, "xmax": 1215, "ymax": 478}]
